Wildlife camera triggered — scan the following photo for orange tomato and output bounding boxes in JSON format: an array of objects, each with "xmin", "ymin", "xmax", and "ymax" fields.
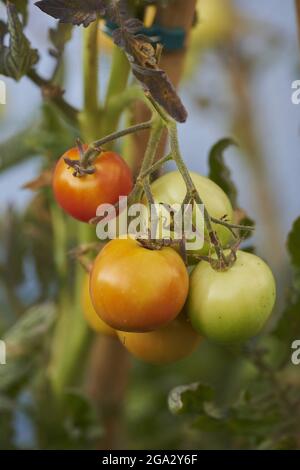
[
  {"xmin": 117, "ymin": 314, "xmax": 201, "ymax": 364},
  {"xmin": 52, "ymin": 147, "xmax": 133, "ymax": 223},
  {"xmin": 90, "ymin": 238, "xmax": 189, "ymax": 332},
  {"xmin": 81, "ymin": 273, "xmax": 115, "ymax": 336}
]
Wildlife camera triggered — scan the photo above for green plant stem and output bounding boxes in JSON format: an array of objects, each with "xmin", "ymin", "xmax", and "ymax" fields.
[
  {"xmin": 139, "ymin": 153, "xmax": 172, "ymax": 179},
  {"xmin": 101, "ymin": 46, "xmax": 131, "ymax": 139},
  {"xmin": 79, "ymin": 21, "xmax": 100, "ymax": 142},
  {"xmin": 211, "ymin": 217, "xmax": 255, "ymax": 233},
  {"xmin": 168, "ymin": 122, "xmax": 227, "ymax": 266},
  {"xmin": 134, "ymin": 118, "xmax": 164, "ymax": 200},
  {"xmin": 49, "ymin": 23, "xmax": 101, "ymax": 400},
  {"xmin": 107, "ymin": 85, "xmax": 145, "ymax": 116},
  {"xmin": 82, "ymin": 120, "xmax": 153, "ymax": 166},
  {"xmin": 27, "ymin": 69, "xmax": 78, "ymax": 126}
]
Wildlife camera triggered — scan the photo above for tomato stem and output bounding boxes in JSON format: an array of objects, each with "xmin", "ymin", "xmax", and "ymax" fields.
[
  {"xmin": 168, "ymin": 122, "xmax": 228, "ymax": 268},
  {"xmin": 81, "ymin": 120, "xmax": 154, "ymax": 166}
]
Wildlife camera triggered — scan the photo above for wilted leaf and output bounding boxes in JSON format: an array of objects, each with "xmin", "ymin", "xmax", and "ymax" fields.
[
  {"xmin": 4, "ymin": 303, "xmax": 57, "ymax": 357},
  {"xmin": 0, "ymin": 3, "xmax": 39, "ymax": 80},
  {"xmin": 113, "ymin": 27, "xmax": 187, "ymax": 122},
  {"xmin": 168, "ymin": 382, "xmax": 214, "ymax": 415},
  {"xmin": 208, "ymin": 138, "xmax": 238, "ymax": 208},
  {"xmin": 35, "ymin": 0, "xmax": 107, "ymax": 27},
  {"xmin": 22, "ymin": 170, "xmax": 53, "ymax": 191}
]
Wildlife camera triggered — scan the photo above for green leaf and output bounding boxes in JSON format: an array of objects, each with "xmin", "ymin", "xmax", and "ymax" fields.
[
  {"xmin": 274, "ymin": 217, "xmax": 300, "ymax": 342},
  {"xmin": 208, "ymin": 138, "xmax": 238, "ymax": 208},
  {"xmin": 287, "ymin": 217, "xmax": 300, "ymax": 269},
  {"xmin": 0, "ymin": 124, "xmax": 41, "ymax": 172},
  {"xmin": 0, "ymin": 3, "xmax": 39, "ymax": 80},
  {"xmin": 63, "ymin": 390, "xmax": 103, "ymax": 443},
  {"xmin": 0, "ymin": 358, "xmax": 32, "ymax": 393},
  {"xmin": 1, "ymin": 0, "xmax": 29, "ymax": 25},
  {"xmin": 4, "ymin": 303, "xmax": 57, "ymax": 358},
  {"xmin": 168, "ymin": 382, "xmax": 214, "ymax": 415},
  {"xmin": 192, "ymin": 414, "xmax": 225, "ymax": 433}
]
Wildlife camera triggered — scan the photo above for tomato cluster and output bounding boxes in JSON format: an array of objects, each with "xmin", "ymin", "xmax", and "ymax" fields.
[{"xmin": 53, "ymin": 148, "xmax": 276, "ymax": 364}]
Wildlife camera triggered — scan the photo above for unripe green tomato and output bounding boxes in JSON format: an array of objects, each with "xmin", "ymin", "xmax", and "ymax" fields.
[
  {"xmin": 187, "ymin": 251, "xmax": 276, "ymax": 344},
  {"xmin": 148, "ymin": 171, "xmax": 233, "ymax": 254}
]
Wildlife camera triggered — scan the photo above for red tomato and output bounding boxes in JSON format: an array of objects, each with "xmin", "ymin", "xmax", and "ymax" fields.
[
  {"xmin": 52, "ymin": 147, "xmax": 133, "ymax": 222},
  {"xmin": 89, "ymin": 238, "xmax": 189, "ymax": 332}
]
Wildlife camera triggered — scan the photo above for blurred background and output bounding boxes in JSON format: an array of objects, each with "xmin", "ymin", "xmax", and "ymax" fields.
[{"xmin": 0, "ymin": 0, "xmax": 300, "ymax": 450}]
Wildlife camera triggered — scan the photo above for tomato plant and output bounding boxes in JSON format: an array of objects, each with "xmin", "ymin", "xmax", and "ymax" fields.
[
  {"xmin": 149, "ymin": 171, "xmax": 234, "ymax": 253},
  {"xmin": 117, "ymin": 314, "xmax": 201, "ymax": 364},
  {"xmin": 187, "ymin": 250, "xmax": 276, "ymax": 344},
  {"xmin": 81, "ymin": 273, "xmax": 115, "ymax": 336},
  {"xmin": 1, "ymin": 0, "xmax": 299, "ymax": 454},
  {"xmin": 53, "ymin": 147, "xmax": 133, "ymax": 223},
  {"xmin": 90, "ymin": 238, "xmax": 189, "ymax": 332}
]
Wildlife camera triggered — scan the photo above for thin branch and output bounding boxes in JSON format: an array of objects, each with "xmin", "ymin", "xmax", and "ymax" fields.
[
  {"xmin": 82, "ymin": 120, "xmax": 154, "ymax": 166},
  {"xmin": 138, "ymin": 153, "xmax": 172, "ymax": 180},
  {"xmin": 211, "ymin": 217, "xmax": 255, "ymax": 233},
  {"xmin": 168, "ymin": 122, "xmax": 228, "ymax": 268}
]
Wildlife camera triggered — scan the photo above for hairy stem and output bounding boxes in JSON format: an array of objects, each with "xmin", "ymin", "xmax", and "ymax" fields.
[
  {"xmin": 79, "ymin": 21, "xmax": 100, "ymax": 142},
  {"xmin": 101, "ymin": 46, "xmax": 131, "ymax": 139},
  {"xmin": 169, "ymin": 122, "xmax": 227, "ymax": 266},
  {"xmin": 82, "ymin": 120, "xmax": 153, "ymax": 166}
]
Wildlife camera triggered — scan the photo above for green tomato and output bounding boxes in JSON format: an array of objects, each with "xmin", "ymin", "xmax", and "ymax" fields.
[
  {"xmin": 149, "ymin": 171, "xmax": 234, "ymax": 254},
  {"xmin": 187, "ymin": 250, "xmax": 276, "ymax": 344}
]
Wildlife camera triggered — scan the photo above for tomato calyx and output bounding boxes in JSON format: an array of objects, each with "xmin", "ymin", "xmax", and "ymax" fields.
[
  {"xmin": 189, "ymin": 238, "xmax": 241, "ymax": 272},
  {"xmin": 62, "ymin": 139, "xmax": 98, "ymax": 177},
  {"xmin": 63, "ymin": 157, "xmax": 96, "ymax": 177}
]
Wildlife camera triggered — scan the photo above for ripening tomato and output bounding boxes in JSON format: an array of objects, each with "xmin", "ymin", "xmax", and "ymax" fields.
[
  {"xmin": 117, "ymin": 314, "xmax": 201, "ymax": 364},
  {"xmin": 187, "ymin": 251, "xmax": 276, "ymax": 344},
  {"xmin": 81, "ymin": 273, "xmax": 115, "ymax": 336},
  {"xmin": 52, "ymin": 147, "xmax": 133, "ymax": 222},
  {"xmin": 89, "ymin": 238, "xmax": 189, "ymax": 332},
  {"xmin": 148, "ymin": 171, "xmax": 233, "ymax": 254}
]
